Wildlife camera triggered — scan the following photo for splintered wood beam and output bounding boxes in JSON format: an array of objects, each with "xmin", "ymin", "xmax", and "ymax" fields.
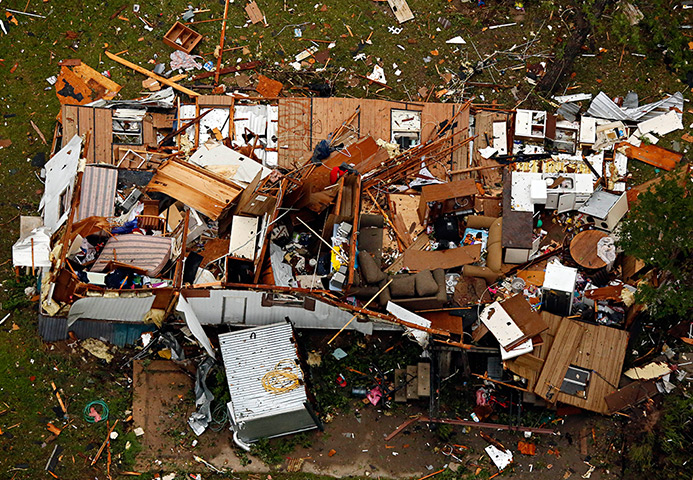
[
  {"xmin": 214, "ymin": 0, "xmax": 231, "ymax": 84},
  {"xmin": 104, "ymin": 51, "xmax": 199, "ymax": 97},
  {"xmin": 157, "ymin": 108, "xmax": 212, "ymax": 147}
]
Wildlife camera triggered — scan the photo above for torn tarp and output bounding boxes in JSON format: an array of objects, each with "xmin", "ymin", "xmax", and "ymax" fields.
[{"xmin": 188, "ymin": 356, "xmax": 216, "ymax": 436}]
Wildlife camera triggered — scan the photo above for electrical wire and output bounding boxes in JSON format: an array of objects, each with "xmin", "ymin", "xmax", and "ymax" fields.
[
  {"xmin": 261, "ymin": 359, "xmax": 300, "ymax": 394},
  {"xmin": 209, "ymin": 402, "xmax": 230, "ymax": 432}
]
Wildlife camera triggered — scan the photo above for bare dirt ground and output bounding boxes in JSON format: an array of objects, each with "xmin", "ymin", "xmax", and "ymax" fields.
[{"xmin": 133, "ymin": 360, "xmax": 620, "ymax": 478}]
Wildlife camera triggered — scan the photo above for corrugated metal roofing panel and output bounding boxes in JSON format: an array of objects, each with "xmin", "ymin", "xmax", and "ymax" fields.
[
  {"xmin": 38, "ymin": 314, "xmax": 156, "ymax": 346},
  {"xmin": 219, "ymin": 322, "xmax": 309, "ymax": 423},
  {"xmin": 67, "ymin": 295, "xmax": 155, "ymax": 326},
  {"xmin": 38, "ymin": 314, "xmax": 68, "ymax": 342},
  {"xmin": 587, "ymin": 92, "xmax": 684, "ymax": 122},
  {"xmin": 70, "ymin": 320, "xmax": 115, "ymax": 343},
  {"xmin": 586, "ymin": 92, "xmax": 630, "ymax": 121}
]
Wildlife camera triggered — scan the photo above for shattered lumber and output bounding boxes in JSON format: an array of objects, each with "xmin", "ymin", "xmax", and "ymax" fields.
[
  {"xmin": 214, "ymin": 0, "xmax": 231, "ymax": 85},
  {"xmin": 328, "ymin": 279, "xmax": 393, "ymax": 345},
  {"xmin": 422, "ymin": 417, "xmax": 555, "ymax": 434},
  {"xmin": 91, "ymin": 419, "xmax": 119, "ymax": 466},
  {"xmin": 157, "ymin": 109, "xmax": 212, "ymax": 147},
  {"xmin": 192, "ymin": 61, "xmax": 263, "ymax": 80}
]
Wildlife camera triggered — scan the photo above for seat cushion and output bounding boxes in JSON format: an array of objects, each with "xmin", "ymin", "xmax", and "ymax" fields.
[
  {"xmin": 415, "ymin": 270, "xmax": 439, "ymax": 296},
  {"xmin": 390, "ymin": 274, "xmax": 416, "ymax": 298},
  {"xmin": 358, "ymin": 250, "xmax": 386, "ymax": 284}
]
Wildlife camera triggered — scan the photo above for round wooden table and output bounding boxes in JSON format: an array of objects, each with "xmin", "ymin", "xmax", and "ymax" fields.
[{"xmin": 570, "ymin": 229, "xmax": 608, "ymax": 269}]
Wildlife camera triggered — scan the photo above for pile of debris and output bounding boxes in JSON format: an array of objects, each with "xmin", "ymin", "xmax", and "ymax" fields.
[{"xmin": 11, "ymin": 23, "xmax": 691, "ymax": 458}]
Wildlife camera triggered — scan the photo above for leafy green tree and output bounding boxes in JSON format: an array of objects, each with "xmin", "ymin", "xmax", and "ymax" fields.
[{"xmin": 617, "ymin": 175, "xmax": 693, "ymax": 325}]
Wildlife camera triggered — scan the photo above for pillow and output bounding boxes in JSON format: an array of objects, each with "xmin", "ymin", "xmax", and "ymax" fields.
[
  {"xmin": 390, "ymin": 275, "xmax": 416, "ymax": 298},
  {"xmin": 415, "ymin": 270, "xmax": 439, "ymax": 296},
  {"xmin": 358, "ymin": 251, "xmax": 386, "ymax": 284}
]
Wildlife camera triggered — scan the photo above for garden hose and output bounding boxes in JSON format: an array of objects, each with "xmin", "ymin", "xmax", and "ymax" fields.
[{"xmin": 83, "ymin": 400, "xmax": 109, "ymax": 423}]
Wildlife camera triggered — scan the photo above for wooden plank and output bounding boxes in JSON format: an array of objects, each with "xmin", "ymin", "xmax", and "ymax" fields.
[
  {"xmin": 402, "ymin": 243, "xmax": 481, "ymax": 271},
  {"xmin": 104, "ymin": 51, "xmax": 199, "ymax": 97},
  {"xmin": 504, "ymin": 354, "xmax": 545, "ymax": 387},
  {"xmin": 620, "ymin": 143, "xmax": 682, "ymax": 171},
  {"xmin": 197, "ymin": 95, "xmax": 234, "ymax": 107},
  {"xmin": 61, "ymin": 105, "xmax": 80, "ymax": 141},
  {"xmin": 394, "ymin": 369, "xmax": 407, "ymax": 403},
  {"xmin": 387, "ymin": 0, "xmax": 415, "ymax": 23},
  {"xmin": 604, "ymin": 379, "xmax": 658, "ymax": 414},
  {"xmin": 245, "ymin": 1, "xmax": 264, "ymax": 24},
  {"xmin": 406, "ymin": 365, "xmax": 419, "ymax": 400},
  {"xmin": 77, "ymin": 107, "xmax": 94, "ymax": 163},
  {"xmin": 93, "ymin": 108, "xmax": 113, "ymax": 164},
  {"xmin": 386, "ymin": 233, "xmax": 429, "ymax": 273},
  {"xmin": 417, "ymin": 362, "xmax": 431, "ymax": 397},
  {"xmin": 533, "ymin": 319, "xmax": 585, "ymax": 403},
  {"xmin": 146, "ymin": 158, "xmax": 243, "ymax": 220}
]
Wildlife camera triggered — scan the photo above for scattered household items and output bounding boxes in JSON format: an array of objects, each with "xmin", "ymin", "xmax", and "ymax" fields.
[{"xmin": 23, "ymin": 48, "xmax": 684, "ymax": 454}]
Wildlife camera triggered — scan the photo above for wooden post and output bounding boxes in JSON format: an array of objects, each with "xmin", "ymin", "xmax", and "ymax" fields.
[
  {"xmin": 30, "ymin": 238, "xmax": 35, "ymax": 275},
  {"xmin": 214, "ymin": 0, "xmax": 231, "ymax": 85},
  {"xmin": 327, "ymin": 279, "xmax": 392, "ymax": 345}
]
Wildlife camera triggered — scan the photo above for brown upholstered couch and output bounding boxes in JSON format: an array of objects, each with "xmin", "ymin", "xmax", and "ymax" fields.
[{"xmin": 349, "ymin": 251, "xmax": 448, "ymax": 311}]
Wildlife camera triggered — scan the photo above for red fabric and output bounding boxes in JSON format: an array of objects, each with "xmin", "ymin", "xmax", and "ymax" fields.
[{"xmin": 330, "ymin": 166, "xmax": 346, "ymax": 184}]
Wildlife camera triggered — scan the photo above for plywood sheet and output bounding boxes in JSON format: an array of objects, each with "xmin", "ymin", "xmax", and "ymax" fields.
[
  {"xmin": 533, "ymin": 319, "xmax": 585, "ymax": 403},
  {"xmin": 146, "ymin": 158, "xmax": 243, "ymax": 220},
  {"xmin": 605, "ymin": 380, "xmax": 658, "ymax": 414},
  {"xmin": 421, "ymin": 311, "xmax": 464, "ymax": 335},
  {"xmin": 245, "ymin": 1, "xmax": 264, "ymax": 24},
  {"xmin": 387, "ymin": 0, "xmax": 415, "ymax": 23},
  {"xmin": 473, "ymin": 111, "xmax": 510, "ymax": 186},
  {"xmin": 500, "ymin": 294, "xmax": 548, "ymax": 350},
  {"xmin": 621, "ymin": 143, "xmax": 683, "ymax": 171},
  {"xmin": 531, "ymin": 317, "xmax": 628, "ymax": 414},
  {"xmin": 402, "ymin": 243, "xmax": 481, "ymax": 271}
]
